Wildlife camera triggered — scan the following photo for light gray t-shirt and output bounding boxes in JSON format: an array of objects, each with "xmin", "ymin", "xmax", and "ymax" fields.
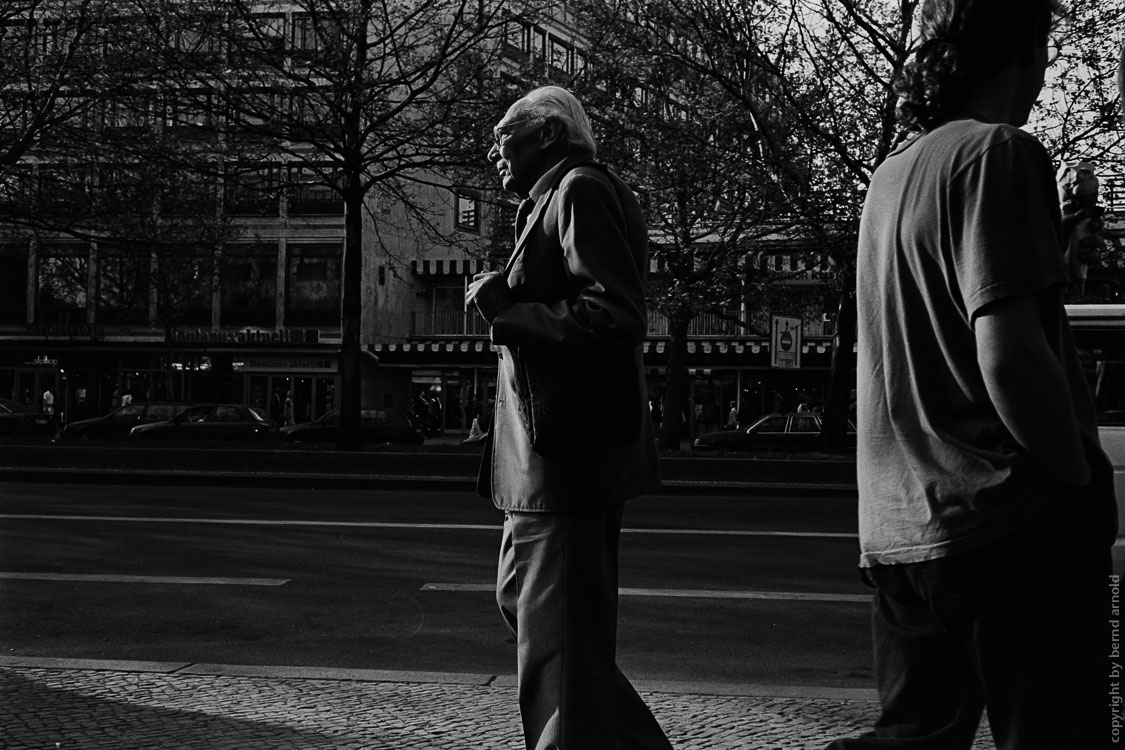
[{"xmin": 856, "ymin": 117, "xmax": 1099, "ymax": 567}]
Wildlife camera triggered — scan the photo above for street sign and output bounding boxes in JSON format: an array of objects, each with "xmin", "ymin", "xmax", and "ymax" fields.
[{"xmin": 771, "ymin": 315, "xmax": 802, "ymax": 369}]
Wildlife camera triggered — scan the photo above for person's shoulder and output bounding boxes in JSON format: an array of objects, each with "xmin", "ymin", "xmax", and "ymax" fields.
[
  {"xmin": 559, "ymin": 161, "xmax": 618, "ymax": 192},
  {"xmin": 929, "ymin": 118, "xmax": 1046, "ymax": 159}
]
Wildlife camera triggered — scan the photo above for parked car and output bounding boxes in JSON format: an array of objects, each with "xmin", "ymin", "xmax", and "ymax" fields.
[
  {"xmin": 691, "ymin": 412, "xmax": 856, "ymax": 452},
  {"xmin": 0, "ymin": 398, "xmax": 38, "ymax": 414},
  {"xmin": 0, "ymin": 402, "xmax": 53, "ymax": 435},
  {"xmin": 57, "ymin": 402, "xmax": 193, "ymax": 440},
  {"xmin": 280, "ymin": 407, "xmax": 425, "ymax": 445},
  {"xmin": 130, "ymin": 403, "xmax": 278, "ymax": 440}
]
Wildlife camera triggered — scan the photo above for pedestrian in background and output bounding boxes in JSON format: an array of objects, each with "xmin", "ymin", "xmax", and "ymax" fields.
[
  {"xmin": 725, "ymin": 400, "xmax": 739, "ymax": 429},
  {"xmin": 467, "ymin": 86, "xmax": 671, "ymax": 750},
  {"xmin": 283, "ymin": 391, "xmax": 295, "ymax": 426},
  {"xmin": 828, "ymin": 1, "xmax": 1115, "ymax": 748}
]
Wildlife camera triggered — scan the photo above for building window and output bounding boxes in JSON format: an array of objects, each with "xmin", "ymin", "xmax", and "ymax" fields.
[
  {"xmin": 164, "ymin": 92, "xmax": 214, "ymax": 134},
  {"xmin": 96, "ymin": 251, "xmax": 150, "ymax": 326},
  {"xmin": 549, "ymin": 36, "xmax": 572, "ymax": 74},
  {"xmin": 530, "ymin": 26, "xmax": 546, "ymax": 61},
  {"xmin": 0, "ymin": 243, "xmax": 27, "ymax": 324},
  {"xmin": 503, "ymin": 19, "xmax": 529, "ymax": 57},
  {"xmin": 37, "ymin": 246, "xmax": 88, "ymax": 324},
  {"xmin": 285, "ymin": 243, "xmax": 341, "ymax": 326},
  {"xmin": 157, "ymin": 251, "xmax": 212, "ymax": 326},
  {"xmin": 225, "ymin": 164, "xmax": 281, "ymax": 215},
  {"xmin": 38, "ymin": 166, "xmax": 89, "ymax": 214},
  {"xmin": 221, "ymin": 244, "xmax": 277, "ymax": 327},
  {"xmin": 455, "ymin": 191, "xmax": 480, "ymax": 232},
  {"xmin": 287, "ymin": 164, "xmax": 343, "ymax": 215}
]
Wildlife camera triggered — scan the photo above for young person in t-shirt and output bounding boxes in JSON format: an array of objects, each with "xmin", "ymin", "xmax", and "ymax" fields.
[{"xmin": 826, "ymin": 1, "xmax": 1116, "ymax": 748}]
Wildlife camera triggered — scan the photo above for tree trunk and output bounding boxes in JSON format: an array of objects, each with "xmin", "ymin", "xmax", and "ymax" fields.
[
  {"xmin": 337, "ymin": 183, "xmax": 364, "ymax": 450},
  {"xmin": 819, "ymin": 284, "xmax": 856, "ymax": 452},
  {"xmin": 659, "ymin": 311, "xmax": 692, "ymax": 450}
]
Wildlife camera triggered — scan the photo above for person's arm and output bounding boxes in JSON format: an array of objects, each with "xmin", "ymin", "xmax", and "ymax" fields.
[
  {"xmin": 974, "ymin": 293, "xmax": 1090, "ymax": 485},
  {"xmin": 490, "ymin": 170, "xmax": 647, "ymax": 349}
]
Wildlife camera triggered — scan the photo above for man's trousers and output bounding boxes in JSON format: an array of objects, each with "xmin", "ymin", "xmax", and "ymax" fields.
[
  {"xmin": 826, "ymin": 504, "xmax": 1114, "ymax": 750},
  {"xmin": 496, "ymin": 504, "xmax": 674, "ymax": 750}
]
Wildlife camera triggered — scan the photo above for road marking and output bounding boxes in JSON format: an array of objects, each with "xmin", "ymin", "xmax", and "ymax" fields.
[
  {"xmin": 0, "ymin": 572, "xmax": 289, "ymax": 586},
  {"xmin": 421, "ymin": 583, "xmax": 869, "ymax": 603},
  {"xmin": 0, "ymin": 515, "xmax": 855, "ymax": 539}
]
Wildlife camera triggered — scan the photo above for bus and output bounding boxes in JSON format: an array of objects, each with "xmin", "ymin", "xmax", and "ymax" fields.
[{"xmin": 1068, "ymin": 304, "xmax": 1125, "ymax": 576}]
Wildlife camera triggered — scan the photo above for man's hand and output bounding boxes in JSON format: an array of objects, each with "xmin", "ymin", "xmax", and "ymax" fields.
[{"xmin": 466, "ymin": 271, "xmax": 512, "ymax": 323}]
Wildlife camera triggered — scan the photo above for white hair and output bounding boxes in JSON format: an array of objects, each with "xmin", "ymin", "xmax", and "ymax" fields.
[{"xmin": 519, "ymin": 86, "xmax": 597, "ymax": 158}]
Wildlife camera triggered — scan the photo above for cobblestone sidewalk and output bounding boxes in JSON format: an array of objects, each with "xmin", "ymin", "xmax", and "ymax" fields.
[{"xmin": 1, "ymin": 664, "xmax": 996, "ymax": 750}]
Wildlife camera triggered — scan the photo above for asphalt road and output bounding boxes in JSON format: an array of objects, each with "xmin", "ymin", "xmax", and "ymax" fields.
[{"xmin": 0, "ymin": 482, "xmax": 873, "ymax": 689}]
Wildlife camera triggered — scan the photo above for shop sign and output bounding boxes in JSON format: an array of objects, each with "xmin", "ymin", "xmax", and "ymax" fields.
[
  {"xmin": 235, "ymin": 358, "xmax": 337, "ymax": 374},
  {"xmin": 29, "ymin": 323, "xmax": 106, "ymax": 342},
  {"xmin": 167, "ymin": 328, "xmax": 321, "ymax": 345},
  {"xmin": 770, "ymin": 315, "xmax": 802, "ymax": 370}
]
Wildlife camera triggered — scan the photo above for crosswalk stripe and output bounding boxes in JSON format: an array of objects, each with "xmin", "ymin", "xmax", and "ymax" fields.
[
  {"xmin": 0, "ymin": 514, "xmax": 856, "ymax": 538},
  {"xmin": 0, "ymin": 572, "xmax": 289, "ymax": 586},
  {"xmin": 420, "ymin": 582, "xmax": 869, "ymax": 603}
]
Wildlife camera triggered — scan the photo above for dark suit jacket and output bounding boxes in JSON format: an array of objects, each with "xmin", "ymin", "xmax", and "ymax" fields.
[{"xmin": 477, "ymin": 155, "xmax": 661, "ymax": 511}]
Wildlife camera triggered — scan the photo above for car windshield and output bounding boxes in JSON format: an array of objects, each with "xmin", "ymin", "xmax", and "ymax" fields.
[
  {"xmin": 147, "ymin": 405, "xmax": 182, "ymax": 420},
  {"xmin": 176, "ymin": 406, "xmax": 213, "ymax": 423},
  {"xmin": 752, "ymin": 416, "xmax": 788, "ymax": 433},
  {"xmin": 248, "ymin": 407, "xmax": 270, "ymax": 423},
  {"xmin": 113, "ymin": 405, "xmax": 146, "ymax": 421},
  {"xmin": 790, "ymin": 416, "xmax": 820, "ymax": 433}
]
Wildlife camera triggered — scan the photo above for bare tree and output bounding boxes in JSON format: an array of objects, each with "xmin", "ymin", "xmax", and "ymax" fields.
[
  {"xmin": 136, "ymin": 0, "xmax": 511, "ymax": 446},
  {"xmin": 0, "ymin": 1, "xmax": 241, "ymax": 331},
  {"xmin": 551, "ymin": 1, "xmax": 801, "ymax": 448}
]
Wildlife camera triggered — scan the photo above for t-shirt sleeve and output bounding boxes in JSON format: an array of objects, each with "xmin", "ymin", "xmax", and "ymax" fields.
[{"xmin": 952, "ymin": 134, "xmax": 1068, "ymax": 321}]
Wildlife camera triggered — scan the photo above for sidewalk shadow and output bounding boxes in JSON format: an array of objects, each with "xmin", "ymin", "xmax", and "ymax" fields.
[{"xmin": 1, "ymin": 667, "xmax": 525, "ymax": 749}]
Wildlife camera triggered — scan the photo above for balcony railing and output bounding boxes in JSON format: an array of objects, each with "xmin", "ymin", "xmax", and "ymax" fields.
[{"xmin": 413, "ymin": 309, "xmax": 833, "ymax": 339}]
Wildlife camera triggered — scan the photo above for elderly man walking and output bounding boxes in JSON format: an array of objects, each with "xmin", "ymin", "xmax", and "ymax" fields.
[{"xmin": 466, "ymin": 86, "xmax": 673, "ymax": 750}]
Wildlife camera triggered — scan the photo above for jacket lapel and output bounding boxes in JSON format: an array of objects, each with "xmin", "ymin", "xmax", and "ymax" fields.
[
  {"xmin": 503, "ymin": 155, "xmax": 593, "ymax": 275},
  {"xmin": 504, "ymin": 193, "xmax": 552, "ymax": 274}
]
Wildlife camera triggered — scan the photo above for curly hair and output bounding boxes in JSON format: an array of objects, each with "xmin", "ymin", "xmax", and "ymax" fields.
[{"xmin": 895, "ymin": 0, "xmax": 1066, "ymax": 133}]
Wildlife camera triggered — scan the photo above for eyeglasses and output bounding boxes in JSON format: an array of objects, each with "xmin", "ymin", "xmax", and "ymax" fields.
[{"xmin": 492, "ymin": 117, "xmax": 537, "ymax": 146}]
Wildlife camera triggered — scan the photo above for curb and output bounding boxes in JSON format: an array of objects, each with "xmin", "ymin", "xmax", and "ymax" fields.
[{"xmin": 0, "ymin": 657, "xmax": 878, "ymax": 701}]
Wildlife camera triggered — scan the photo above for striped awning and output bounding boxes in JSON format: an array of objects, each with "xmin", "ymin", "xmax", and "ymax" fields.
[
  {"xmin": 411, "ymin": 256, "xmax": 665, "ymax": 276},
  {"xmin": 411, "ymin": 258, "xmax": 488, "ymax": 276},
  {"xmin": 368, "ymin": 337, "xmax": 834, "ymax": 369}
]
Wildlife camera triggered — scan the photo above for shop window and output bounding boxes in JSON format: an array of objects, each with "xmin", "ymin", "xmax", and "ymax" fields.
[
  {"xmin": 285, "ymin": 243, "xmax": 341, "ymax": 326},
  {"xmin": 36, "ymin": 246, "xmax": 88, "ymax": 324},
  {"xmin": 96, "ymin": 251, "xmax": 150, "ymax": 325},
  {"xmin": 221, "ymin": 244, "xmax": 277, "ymax": 327},
  {"xmin": 0, "ymin": 243, "xmax": 28, "ymax": 324}
]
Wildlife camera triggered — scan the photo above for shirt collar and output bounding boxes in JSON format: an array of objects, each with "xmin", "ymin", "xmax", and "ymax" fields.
[{"xmin": 527, "ymin": 154, "xmax": 590, "ymax": 202}]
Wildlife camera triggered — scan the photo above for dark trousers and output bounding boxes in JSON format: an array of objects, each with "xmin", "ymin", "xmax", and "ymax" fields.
[
  {"xmin": 497, "ymin": 505, "xmax": 674, "ymax": 750},
  {"xmin": 827, "ymin": 507, "xmax": 1114, "ymax": 750}
]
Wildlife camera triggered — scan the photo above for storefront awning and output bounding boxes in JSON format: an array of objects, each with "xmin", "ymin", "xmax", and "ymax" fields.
[
  {"xmin": 367, "ymin": 337, "xmax": 835, "ymax": 369},
  {"xmin": 412, "ymin": 258, "xmax": 487, "ymax": 276}
]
